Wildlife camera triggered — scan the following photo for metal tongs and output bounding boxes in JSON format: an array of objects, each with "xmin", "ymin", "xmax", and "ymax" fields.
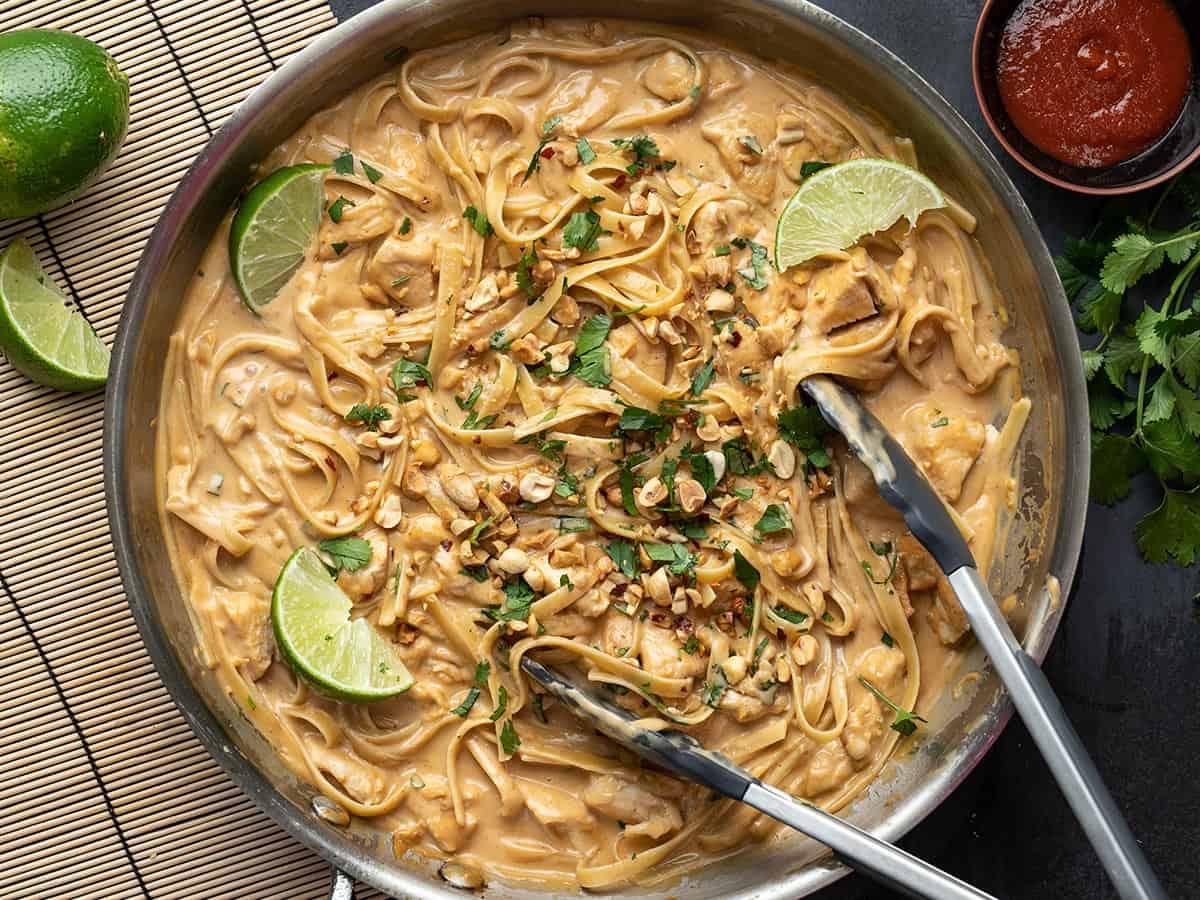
[{"xmin": 521, "ymin": 375, "xmax": 1165, "ymax": 900}]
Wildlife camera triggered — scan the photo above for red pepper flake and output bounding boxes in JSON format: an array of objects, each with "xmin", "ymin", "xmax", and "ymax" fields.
[
  {"xmin": 728, "ymin": 330, "xmax": 743, "ymax": 348},
  {"xmin": 612, "ymin": 174, "xmax": 626, "ymax": 190},
  {"xmin": 673, "ymin": 614, "xmax": 694, "ymax": 634},
  {"xmin": 440, "ymin": 540, "xmax": 452, "ymax": 551},
  {"xmin": 610, "ymin": 582, "xmax": 628, "ymax": 598},
  {"xmin": 540, "ymin": 146, "xmax": 555, "ymax": 159}
]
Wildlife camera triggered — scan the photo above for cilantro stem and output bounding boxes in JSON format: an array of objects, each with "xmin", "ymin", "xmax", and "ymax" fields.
[{"xmin": 1134, "ymin": 251, "xmax": 1200, "ymax": 436}]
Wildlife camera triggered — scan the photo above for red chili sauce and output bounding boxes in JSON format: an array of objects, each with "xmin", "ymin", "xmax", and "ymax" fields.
[{"xmin": 997, "ymin": 0, "xmax": 1192, "ymax": 168}]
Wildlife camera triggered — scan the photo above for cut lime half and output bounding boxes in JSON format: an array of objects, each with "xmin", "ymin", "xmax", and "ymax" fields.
[
  {"xmin": 774, "ymin": 159, "xmax": 946, "ymax": 271},
  {"xmin": 229, "ymin": 163, "xmax": 328, "ymax": 313},
  {"xmin": 0, "ymin": 238, "xmax": 109, "ymax": 391},
  {"xmin": 272, "ymin": 547, "xmax": 414, "ymax": 702}
]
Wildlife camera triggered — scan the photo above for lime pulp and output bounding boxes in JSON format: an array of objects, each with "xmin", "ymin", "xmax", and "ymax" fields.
[
  {"xmin": 774, "ymin": 158, "xmax": 946, "ymax": 271},
  {"xmin": 0, "ymin": 238, "xmax": 109, "ymax": 391},
  {"xmin": 271, "ymin": 547, "xmax": 414, "ymax": 703}
]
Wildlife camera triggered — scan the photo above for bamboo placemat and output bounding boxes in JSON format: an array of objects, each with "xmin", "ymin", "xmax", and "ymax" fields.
[{"xmin": 0, "ymin": 2, "xmax": 398, "ymax": 897}]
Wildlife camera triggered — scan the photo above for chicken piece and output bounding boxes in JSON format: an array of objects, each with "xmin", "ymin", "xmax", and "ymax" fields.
[
  {"xmin": 927, "ymin": 577, "xmax": 970, "ymax": 645},
  {"xmin": 805, "ymin": 259, "xmax": 877, "ymax": 334},
  {"xmin": 900, "ymin": 403, "xmax": 986, "ymax": 503},
  {"xmin": 203, "ymin": 585, "xmax": 273, "ymax": 680},
  {"xmin": 540, "ymin": 613, "xmax": 597, "ymax": 640},
  {"xmin": 583, "ymin": 775, "xmax": 683, "ymax": 839},
  {"xmin": 639, "ymin": 623, "xmax": 706, "ymax": 680},
  {"xmin": 700, "ymin": 107, "xmax": 776, "ymax": 202},
  {"xmin": 855, "ymin": 644, "xmax": 907, "ymax": 692},
  {"xmin": 804, "ymin": 738, "xmax": 854, "ymax": 796},
  {"xmin": 602, "ymin": 614, "xmax": 635, "ymax": 658},
  {"xmin": 775, "ymin": 101, "xmax": 856, "ymax": 182},
  {"xmin": 641, "ymin": 50, "xmax": 693, "ymax": 101},
  {"xmin": 519, "ymin": 778, "xmax": 594, "ymax": 831},
  {"xmin": 691, "ymin": 197, "xmax": 752, "ymax": 250},
  {"xmin": 899, "ymin": 533, "xmax": 940, "ymax": 591},
  {"xmin": 720, "ymin": 685, "xmax": 776, "ymax": 722},
  {"xmin": 841, "ymin": 691, "xmax": 885, "ymax": 762},
  {"xmin": 842, "ymin": 456, "xmax": 903, "ymax": 523}
]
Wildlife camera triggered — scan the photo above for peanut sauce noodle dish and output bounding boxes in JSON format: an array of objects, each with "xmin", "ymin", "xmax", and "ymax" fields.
[{"xmin": 144, "ymin": 14, "xmax": 1076, "ymax": 896}]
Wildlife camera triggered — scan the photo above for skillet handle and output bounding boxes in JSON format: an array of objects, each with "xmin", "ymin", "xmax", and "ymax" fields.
[{"xmin": 328, "ymin": 866, "xmax": 355, "ymax": 900}]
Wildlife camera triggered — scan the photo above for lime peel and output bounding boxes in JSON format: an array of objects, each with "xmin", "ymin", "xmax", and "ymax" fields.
[
  {"xmin": 272, "ymin": 547, "xmax": 414, "ymax": 702},
  {"xmin": 229, "ymin": 164, "xmax": 328, "ymax": 313},
  {"xmin": 774, "ymin": 159, "xmax": 946, "ymax": 271}
]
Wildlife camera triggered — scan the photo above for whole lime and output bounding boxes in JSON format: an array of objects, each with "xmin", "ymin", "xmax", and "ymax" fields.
[{"xmin": 0, "ymin": 29, "xmax": 129, "ymax": 219}]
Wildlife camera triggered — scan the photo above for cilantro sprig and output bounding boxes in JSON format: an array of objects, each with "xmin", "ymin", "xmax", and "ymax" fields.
[{"xmin": 1059, "ymin": 170, "xmax": 1200, "ymax": 564}]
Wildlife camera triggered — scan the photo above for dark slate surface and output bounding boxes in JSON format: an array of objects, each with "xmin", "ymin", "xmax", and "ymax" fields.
[{"xmin": 330, "ymin": 1, "xmax": 1198, "ymax": 896}]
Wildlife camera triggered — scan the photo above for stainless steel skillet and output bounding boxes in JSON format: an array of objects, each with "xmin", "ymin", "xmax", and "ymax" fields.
[{"xmin": 104, "ymin": 1, "xmax": 1090, "ymax": 897}]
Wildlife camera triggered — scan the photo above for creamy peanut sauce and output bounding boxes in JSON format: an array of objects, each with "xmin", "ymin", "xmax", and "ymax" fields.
[{"xmin": 157, "ymin": 18, "xmax": 1028, "ymax": 890}]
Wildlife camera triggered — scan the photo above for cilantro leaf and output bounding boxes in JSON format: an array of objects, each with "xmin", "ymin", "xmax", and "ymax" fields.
[
  {"xmin": 483, "ymin": 580, "xmax": 536, "ymax": 622},
  {"xmin": 1142, "ymin": 416, "xmax": 1200, "ymax": 484},
  {"xmin": 390, "ymin": 358, "xmax": 432, "ymax": 399},
  {"xmin": 500, "ymin": 719, "xmax": 521, "ymax": 755},
  {"xmin": 450, "ymin": 687, "xmax": 481, "ymax": 717},
  {"xmin": 462, "ymin": 205, "xmax": 493, "ymax": 237},
  {"xmin": 574, "ymin": 312, "xmax": 611, "ymax": 356},
  {"xmin": 576, "ymin": 137, "xmax": 597, "ymax": 165},
  {"xmin": 733, "ymin": 549, "xmax": 760, "ymax": 592},
  {"xmin": 1144, "ymin": 374, "xmax": 1176, "ymax": 424},
  {"xmin": 563, "ymin": 210, "xmax": 604, "ymax": 252},
  {"xmin": 345, "ymin": 403, "xmax": 390, "ymax": 431},
  {"xmin": 731, "ymin": 237, "xmax": 769, "ymax": 290},
  {"xmin": 489, "ymin": 685, "xmax": 509, "ymax": 721},
  {"xmin": 1103, "ymin": 331, "xmax": 1146, "ymax": 390},
  {"xmin": 1135, "ymin": 489, "xmax": 1200, "ymax": 565},
  {"xmin": 328, "ymin": 195, "xmax": 354, "ymax": 223},
  {"xmin": 1135, "ymin": 307, "xmax": 1172, "ymax": 367},
  {"xmin": 1081, "ymin": 349, "xmax": 1103, "ymax": 381},
  {"xmin": 772, "ymin": 605, "xmax": 808, "ymax": 625},
  {"xmin": 604, "ymin": 539, "xmax": 640, "ymax": 578},
  {"xmin": 617, "ymin": 405, "xmax": 668, "ymax": 437},
  {"xmin": 523, "ymin": 116, "xmax": 562, "ymax": 183},
  {"xmin": 361, "ymin": 160, "xmax": 384, "ymax": 184},
  {"xmin": 755, "ymin": 503, "xmax": 792, "ymax": 535},
  {"xmin": 682, "ymin": 446, "xmax": 716, "ymax": 494},
  {"xmin": 1056, "ymin": 253, "xmax": 1091, "ymax": 301},
  {"xmin": 777, "ymin": 403, "xmax": 831, "ymax": 453},
  {"xmin": 1076, "ymin": 285, "xmax": 1123, "ymax": 336},
  {"xmin": 1101, "ymin": 233, "xmax": 1164, "ymax": 293},
  {"xmin": 474, "ymin": 661, "xmax": 491, "ymax": 685},
  {"xmin": 516, "ymin": 248, "xmax": 538, "ymax": 297},
  {"xmin": 858, "ymin": 676, "xmax": 927, "ymax": 737},
  {"xmin": 800, "ymin": 160, "xmax": 832, "ymax": 177},
  {"xmin": 690, "ymin": 357, "xmax": 716, "ymax": 396},
  {"xmin": 1088, "ymin": 377, "xmax": 1136, "ymax": 431},
  {"xmin": 645, "ymin": 542, "xmax": 696, "ymax": 575},
  {"xmin": 611, "ymin": 135, "xmax": 661, "ymax": 176},
  {"xmin": 331, "ymin": 149, "xmax": 355, "ymax": 174},
  {"xmin": 317, "ymin": 536, "xmax": 372, "ymax": 576}
]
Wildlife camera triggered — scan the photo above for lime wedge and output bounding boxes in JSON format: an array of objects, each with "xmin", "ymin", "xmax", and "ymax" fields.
[
  {"xmin": 229, "ymin": 163, "xmax": 328, "ymax": 313},
  {"xmin": 272, "ymin": 547, "xmax": 414, "ymax": 702},
  {"xmin": 0, "ymin": 238, "xmax": 109, "ymax": 391},
  {"xmin": 774, "ymin": 159, "xmax": 946, "ymax": 271}
]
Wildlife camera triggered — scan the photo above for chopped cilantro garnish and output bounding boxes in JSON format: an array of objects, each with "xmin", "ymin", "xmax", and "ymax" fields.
[
  {"xmin": 755, "ymin": 503, "xmax": 793, "ymax": 535},
  {"xmin": 344, "ymin": 403, "xmax": 390, "ymax": 431},
  {"xmin": 858, "ymin": 676, "xmax": 927, "ymax": 736},
  {"xmin": 328, "ymin": 195, "xmax": 354, "ymax": 223},
  {"xmin": 577, "ymin": 137, "xmax": 597, "ymax": 165},
  {"xmin": 604, "ymin": 539, "xmax": 640, "ymax": 578},
  {"xmin": 462, "ymin": 205, "xmax": 493, "ymax": 237},
  {"xmin": 563, "ymin": 210, "xmax": 605, "ymax": 252},
  {"xmin": 332, "ymin": 149, "xmax": 354, "ymax": 174}
]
